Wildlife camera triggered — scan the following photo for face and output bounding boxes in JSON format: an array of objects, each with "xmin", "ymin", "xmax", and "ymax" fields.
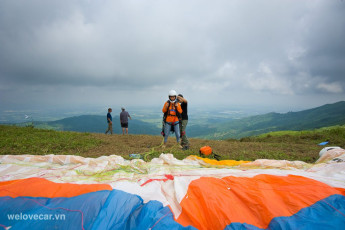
[{"xmin": 169, "ymin": 96, "xmax": 176, "ymax": 101}]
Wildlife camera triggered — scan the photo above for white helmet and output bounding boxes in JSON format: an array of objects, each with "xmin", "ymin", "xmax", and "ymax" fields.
[{"xmin": 168, "ymin": 90, "xmax": 177, "ymax": 97}]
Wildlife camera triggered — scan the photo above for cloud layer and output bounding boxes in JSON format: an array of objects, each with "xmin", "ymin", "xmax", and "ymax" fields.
[{"xmin": 0, "ymin": 0, "xmax": 344, "ymax": 110}]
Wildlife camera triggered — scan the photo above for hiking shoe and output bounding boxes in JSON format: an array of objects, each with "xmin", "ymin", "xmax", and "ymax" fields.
[
  {"xmin": 178, "ymin": 144, "xmax": 183, "ymax": 149},
  {"xmin": 182, "ymin": 146, "xmax": 189, "ymax": 151},
  {"xmin": 162, "ymin": 144, "xmax": 166, "ymax": 149}
]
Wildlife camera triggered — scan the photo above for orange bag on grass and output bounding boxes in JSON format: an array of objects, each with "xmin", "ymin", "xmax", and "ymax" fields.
[
  {"xmin": 199, "ymin": 146, "xmax": 221, "ymax": 161},
  {"xmin": 199, "ymin": 146, "xmax": 213, "ymax": 156}
]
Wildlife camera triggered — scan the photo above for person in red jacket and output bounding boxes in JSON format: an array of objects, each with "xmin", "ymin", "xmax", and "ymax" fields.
[{"xmin": 162, "ymin": 90, "xmax": 183, "ymax": 148}]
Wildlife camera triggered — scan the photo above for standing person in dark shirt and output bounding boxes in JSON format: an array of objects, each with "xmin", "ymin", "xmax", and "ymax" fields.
[
  {"xmin": 177, "ymin": 94, "xmax": 189, "ymax": 150},
  {"xmin": 120, "ymin": 107, "xmax": 131, "ymax": 135},
  {"xmin": 105, "ymin": 108, "xmax": 113, "ymax": 134}
]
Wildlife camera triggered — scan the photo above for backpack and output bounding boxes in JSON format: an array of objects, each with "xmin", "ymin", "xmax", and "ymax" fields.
[
  {"xmin": 199, "ymin": 146, "xmax": 213, "ymax": 156},
  {"xmin": 199, "ymin": 146, "xmax": 221, "ymax": 161}
]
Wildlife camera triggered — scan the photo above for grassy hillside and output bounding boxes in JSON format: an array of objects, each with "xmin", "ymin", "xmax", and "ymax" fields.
[
  {"xmin": 0, "ymin": 125, "xmax": 102, "ymax": 155},
  {"xmin": 198, "ymin": 101, "xmax": 345, "ymax": 139},
  {"xmin": 1, "ymin": 124, "xmax": 344, "ymax": 163}
]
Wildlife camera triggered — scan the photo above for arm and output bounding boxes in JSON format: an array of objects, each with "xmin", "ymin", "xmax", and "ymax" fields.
[
  {"xmin": 162, "ymin": 101, "xmax": 169, "ymax": 113},
  {"xmin": 177, "ymin": 96, "xmax": 187, "ymax": 103}
]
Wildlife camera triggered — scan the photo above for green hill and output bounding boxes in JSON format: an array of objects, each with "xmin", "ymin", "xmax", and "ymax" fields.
[
  {"xmin": 197, "ymin": 101, "xmax": 345, "ymax": 139},
  {"xmin": 31, "ymin": 115, "xmax": 159, "ymax": 135}
]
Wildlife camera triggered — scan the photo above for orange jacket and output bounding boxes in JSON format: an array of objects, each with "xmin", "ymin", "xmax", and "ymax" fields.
[{"xmin": 162, "ymin": 101, "xmax": 182, "ymax": 123}]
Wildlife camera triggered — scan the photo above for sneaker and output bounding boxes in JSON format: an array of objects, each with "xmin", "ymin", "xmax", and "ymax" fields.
[
  {"xmin": 162, "ymin": 144, "xmax": 166, "ymax": 149},
  {"xmin": 178, "ymin": 144, "xmax": 183, "ymax": 149}
]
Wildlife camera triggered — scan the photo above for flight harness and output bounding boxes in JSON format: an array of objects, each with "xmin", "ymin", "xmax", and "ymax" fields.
[{"xmin": 161, "ymin": 100, "xmax": 184, "ymax": 137}]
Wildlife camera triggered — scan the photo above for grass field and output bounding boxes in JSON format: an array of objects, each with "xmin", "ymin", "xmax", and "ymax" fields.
[
  {"xmin": 0, "ymin": 125, "xmax": 102, "ymax": 155},
  {"xmin": 1, "ymin": 124, "xmax": 344, "ymax": 163}
]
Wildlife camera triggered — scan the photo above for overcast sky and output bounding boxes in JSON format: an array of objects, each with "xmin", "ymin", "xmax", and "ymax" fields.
[{"xmin": 1, "ymin": 0, "xmax": 344, "ymax": 114}]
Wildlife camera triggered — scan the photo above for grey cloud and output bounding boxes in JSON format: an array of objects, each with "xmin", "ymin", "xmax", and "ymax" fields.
[{"xmin": 0, "ymin": 0, "xmax": 344, "ymax": 110}]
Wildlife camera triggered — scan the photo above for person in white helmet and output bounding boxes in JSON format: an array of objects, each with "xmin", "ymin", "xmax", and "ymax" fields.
[{"xmin": 162, "ymin": 90, "xmax": 183, "ymax": 148}]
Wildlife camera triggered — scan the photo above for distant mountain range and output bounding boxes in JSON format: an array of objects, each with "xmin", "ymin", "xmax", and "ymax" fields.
[
  {"xmin": 32, "ymin": 115, "xmax": 159, "ymax": 135},
  {"xmin": 191, "ymin": 101, "xmax": 345, "ymax": 139},
  {"xmin": 19, "ymin": 101, "xmax": 345, "ymax": 139}
]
